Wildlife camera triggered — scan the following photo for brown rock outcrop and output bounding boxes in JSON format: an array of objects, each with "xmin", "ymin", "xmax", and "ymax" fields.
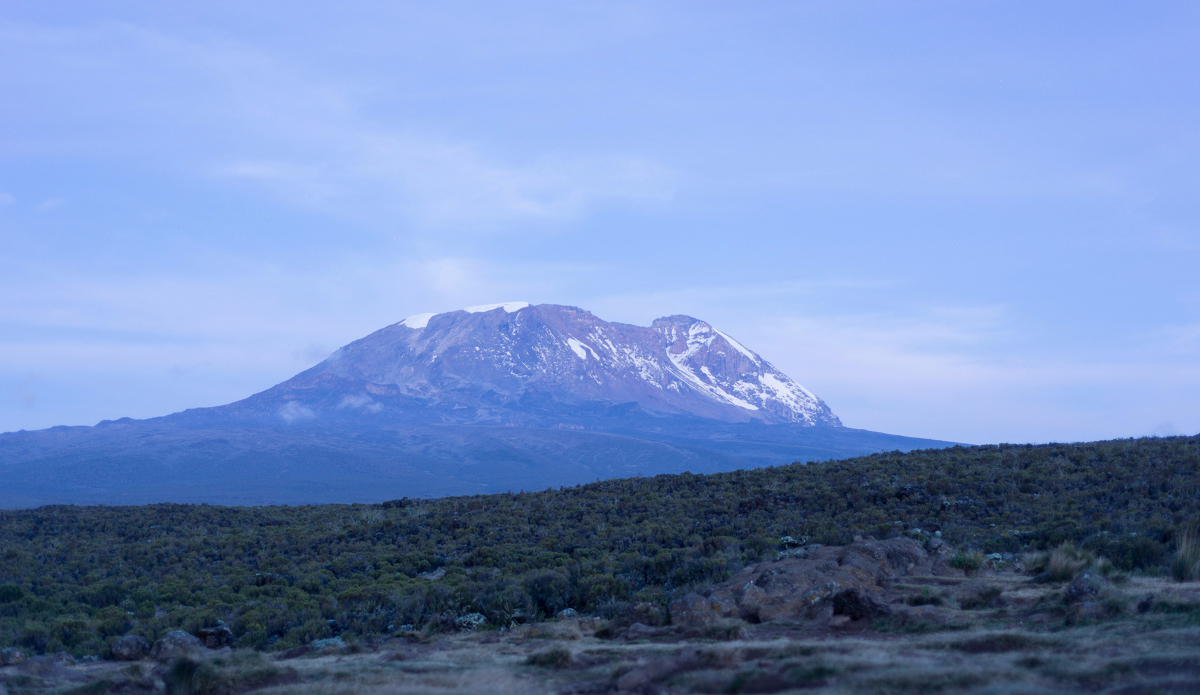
[
  {"xmin": 0, "ymin": 647, "xmax": 26, "ymax": 666},
  {"xmin": 671, "ymin": 537, "xmax": 948, "ymax": 627},
  {"xmin": 111, "ymin": 635, "xmax": 151, "ymax": 661}
]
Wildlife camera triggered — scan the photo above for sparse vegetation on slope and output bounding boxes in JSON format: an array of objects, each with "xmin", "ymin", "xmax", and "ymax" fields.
[{"xmin": 0, "ymin": 435, "xmax": 1196, "ymax": 658}]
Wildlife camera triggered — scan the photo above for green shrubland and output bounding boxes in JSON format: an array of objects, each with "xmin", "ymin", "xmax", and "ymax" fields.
[{"xmin": 0, "ymin": 434, "xmax": 1196, "ymax": 657}]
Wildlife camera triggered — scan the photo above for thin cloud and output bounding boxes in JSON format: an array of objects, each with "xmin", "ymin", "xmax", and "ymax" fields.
[
  {"xmin": 193, "ymin": 31, "xmax": 681, "ymax": 227},
  {"xmin": 2, "ymin": 21, "xmax": 678, "ymax": 231},
  {"xmin": 220, "ymin": 143, "xmax": 676, "ymax": 229}
]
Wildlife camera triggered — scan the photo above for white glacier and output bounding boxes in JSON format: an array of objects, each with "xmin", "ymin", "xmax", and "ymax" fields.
[
  {"xmin": 464, "ymin": 301, "xmax": 530, "ymax": 314},
  {"xmin": 400, "ymin": 313, "xmax": 435, "ymax": 329}
]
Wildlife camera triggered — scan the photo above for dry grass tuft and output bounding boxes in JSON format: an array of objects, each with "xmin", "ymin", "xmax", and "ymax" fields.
[
  {"xmin": 1172, "ymin": 526, "xmax": 1200, "ymax": 582},
  {"xmin": 1047, "ymin": 543, "xmax": 1090, "ymax": 581}
]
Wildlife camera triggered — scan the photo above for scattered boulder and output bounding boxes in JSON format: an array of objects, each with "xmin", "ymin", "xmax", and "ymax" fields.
[
  {"xmin": 669, "ymin": 592, "xmax": 736, "ymax": 627},
  {"xmin": 556, "ymin": 608, "xmax": 579, "ymax": 620},
  {"xmin": 777, "ymin": 536, "xmax": 817, "ymax": 559},
  {"xmin": 150, "ymin": 630, "xmax": 205, "ymax": 662},
  {"xmin": 925, "ymin": 537, "xmax": 959, "ymax": 574},
  {"xmin": 196, "ymin": 622, "xmax": 235, "ymax": 648},
  {"xmin": 1064, "ymin": 571, "xmax": 1108, "ymax": 604},
  {"xmin": 830, "ymin": 588, "xmax": 890, "ymax": 620},
  {"xmin": 111, "ymin": 635, "xmax": 151, "ymax": 661},
  {"xmin": 51, "ymin": 651, "xmax": 75, "ymax": 666},
  {"xmin": 0, "ymin": 647, "xmax": 26, "ymax": 666}
]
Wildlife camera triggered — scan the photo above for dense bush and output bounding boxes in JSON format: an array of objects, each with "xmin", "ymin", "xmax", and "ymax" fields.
[
  {"xmin": 0, "ymin": 434, "xmax": 1196, "ymax": 656},
  {"xmin": 949, "ymin": 552, "xmax": 984, "ymax": 573}
]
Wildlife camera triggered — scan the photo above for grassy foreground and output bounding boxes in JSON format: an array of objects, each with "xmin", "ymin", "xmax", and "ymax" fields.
[{"xmin": 0, "ymin": 434, "xmax": 1197, "ymax": 659}]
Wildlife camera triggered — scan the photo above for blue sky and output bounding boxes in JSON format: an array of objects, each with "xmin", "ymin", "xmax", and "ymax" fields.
[{"xmin": 2, "ymin": 1, "xmax": 1198, "ymax": 444}]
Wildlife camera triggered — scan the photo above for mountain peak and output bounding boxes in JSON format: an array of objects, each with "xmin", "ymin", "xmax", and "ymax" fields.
[{"xmin": 242, "ymin": 303, "xmax": 840, "ymax": 427}]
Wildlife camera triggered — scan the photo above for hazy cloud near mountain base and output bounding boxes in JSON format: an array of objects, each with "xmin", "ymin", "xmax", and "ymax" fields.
[{"xmin": 278, "ymin": 400, "xmax": 315, "ymax": 423}]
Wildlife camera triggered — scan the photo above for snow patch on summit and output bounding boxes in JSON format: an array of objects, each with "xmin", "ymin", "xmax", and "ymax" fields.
[
  {"xmin": 401, "ymin": 302, "xmax": 528, "ymax": 329},
  {"xmin": 400, "ymin": 313, "xmax": 435, "ymax": 329},
  {"xmin": 464, "ymin": 302, "xmax": 529, "ymax": 314}
]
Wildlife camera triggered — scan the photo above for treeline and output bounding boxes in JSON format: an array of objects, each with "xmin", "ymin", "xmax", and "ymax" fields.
[{"xmin": 0, "ymin": 434, "xmax": 1197, "ymax": 658}]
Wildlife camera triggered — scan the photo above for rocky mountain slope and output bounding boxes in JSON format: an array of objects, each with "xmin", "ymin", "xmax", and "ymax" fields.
[
  {"xmin": 0, "ymin": 303, "xmax": 952, "ymax": 507},
  {"xmin": 213, "ymin": 303, "xmax": 840, "ymax": 427}
]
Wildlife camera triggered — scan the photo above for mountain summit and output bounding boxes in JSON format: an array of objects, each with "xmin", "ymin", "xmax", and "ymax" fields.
[{"xmin": 242, "ymin": 303, "xmax": 840, "ymax": 427}]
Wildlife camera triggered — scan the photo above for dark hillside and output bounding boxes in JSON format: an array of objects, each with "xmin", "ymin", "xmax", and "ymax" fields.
[{"xmin": 0, "ymin": 435, "xmax": 1196, "ymax": 658}]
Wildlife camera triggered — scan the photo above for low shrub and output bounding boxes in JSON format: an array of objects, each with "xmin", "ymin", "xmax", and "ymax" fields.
[
  {"xmin": 0, "ymin": 585, "xmax": 24, "ymax": 603},
  {"xmin": 949, "ymin": 552, "xmax": 985, "ymax": 573},
  {"xmin": 905, "ymin": 587, "xmax": 945, "ymax": 607}
]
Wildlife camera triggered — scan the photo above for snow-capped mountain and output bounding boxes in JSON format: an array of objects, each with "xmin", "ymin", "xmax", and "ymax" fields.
[
  {"xmin": 259, "ymin": 302, "xmax": 841, "ymax": 426},
  {"xmin": 1, "ymin": 302, "xmax": 956, "ymax": 508}
]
